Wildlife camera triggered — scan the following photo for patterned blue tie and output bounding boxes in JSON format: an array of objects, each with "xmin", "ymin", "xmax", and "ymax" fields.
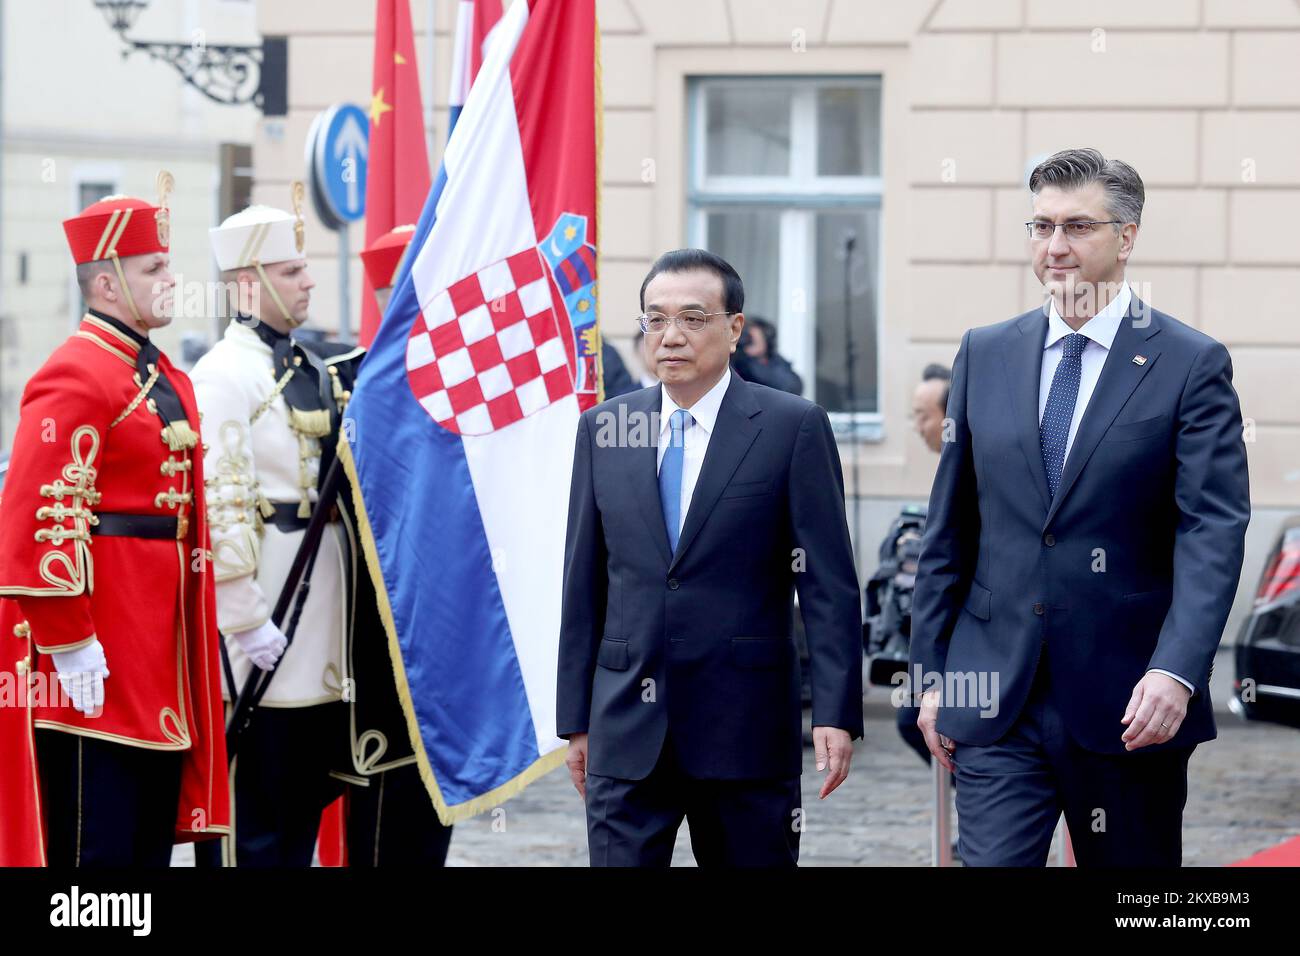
[
  {"xmin": 659, "ymin": 409, "xmax": 692, "ymax": 553},
  {"xmin": 1040, "ymin": 332, "xmax": 1089, "ymax": 499}
]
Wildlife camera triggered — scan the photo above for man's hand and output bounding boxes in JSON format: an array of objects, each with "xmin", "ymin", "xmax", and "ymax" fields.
[
  {"xmin": 1121, "ymin": 671, "xmax": 1192, "ymax": 751},
  {"xmin": 232, "ymin": 620, "xmax": 289, "ymax": 671},
  {"xmin": 917, "ymin": 689, "xmax": 955, "ymax": 773},
  {"xmin": 51, "ymin": 637, "xmax": 110, "ymax": 716},
  {"xmin": 565, "ymin": 733, "xmax": 589, "ymax": 799},
  {"xmin": 813, "ymin": 726, "xmax": 853, "ymax": 799}
]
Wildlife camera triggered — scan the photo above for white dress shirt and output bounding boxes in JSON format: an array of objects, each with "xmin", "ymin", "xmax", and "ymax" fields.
[
  {"xmin": 1038, "ymin": 283, "xmax": 1193, "ymax": 695},
  {"xmin": 656, "ymin": 368, "xmax": 731, "ymax": 539},
  {"xmin": 1038, "ymin": 281, "xmax": 1131, "ymax": 464}
]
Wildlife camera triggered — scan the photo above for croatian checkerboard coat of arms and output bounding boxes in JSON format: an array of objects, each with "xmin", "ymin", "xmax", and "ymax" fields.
[{"xmin": 405, "ymin": 213, "xmax": 599, "ymax": 435}]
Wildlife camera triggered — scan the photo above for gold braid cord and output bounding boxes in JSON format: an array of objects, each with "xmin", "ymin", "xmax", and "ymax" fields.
[
  {"xmin": 251, "ymin": 361, "xmax": 332, "ymax": 519},
  {"xmin": 110, "ymin": 365, "xmax": 160, "ymax": 429},
  {"xmin": 203, "ymin": 419, "xmax": 263, "ymax": 580},
  {"xmin": 33, "ymin": 426, "xmax": 101, "ymax": 592}
]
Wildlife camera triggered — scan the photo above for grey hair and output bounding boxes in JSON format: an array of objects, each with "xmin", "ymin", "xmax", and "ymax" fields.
[{"xmin": 1028, "ymin": 148, "xmax": 1145, "ymax": 228}]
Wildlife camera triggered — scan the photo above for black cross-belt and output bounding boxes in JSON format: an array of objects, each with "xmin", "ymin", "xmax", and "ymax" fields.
[{"xmin": 267, "ymin": 502, "xmax": 310, "ymax": 532}]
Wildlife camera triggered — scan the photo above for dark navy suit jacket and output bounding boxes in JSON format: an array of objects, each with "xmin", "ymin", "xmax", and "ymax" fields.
[
  {"xmin": 910, "ymin": 298, "xmax": 1251, "ymax": 754},
  {"xmin": 556, "ymin": 374, "xmax": 863, "ymax": 781}
]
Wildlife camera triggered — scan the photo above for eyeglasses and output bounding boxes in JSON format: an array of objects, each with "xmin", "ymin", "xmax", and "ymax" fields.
[
  {"xmin": 637, "ymin": 310, "xmax": 734, "ymax": 333},
  {"xmin": 1025, "ymin": 220, "xmax": 1124, "ymax": 240}
]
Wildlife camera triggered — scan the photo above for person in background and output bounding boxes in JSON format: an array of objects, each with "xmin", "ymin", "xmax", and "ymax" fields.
[
  {"xmin": 895, "ymin": 363, "xmax": 952, "ymax": 766},
  {"xmin": 359, "ymin": 224, "xmax": 417, "ymax": 315},
  {"xmin": 911, "ymin": 363, "xmax": 951, "ymax": 454},
  {"xmin": 731, "ymin": 315, "xmax": 803, "ymax": 395},
  {"xmin": 600, "ymin": 340, "xmax": 638, "ymax": 398}
]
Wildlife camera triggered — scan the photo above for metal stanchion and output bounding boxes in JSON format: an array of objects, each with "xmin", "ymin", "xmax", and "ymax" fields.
[
  {"xmin": 1055, "ymin": 815, "xmax": 1077, "ymax": 866},
  {"xmin": 932, "ymin": 757, "xmax": 953, "ymax": 866}
]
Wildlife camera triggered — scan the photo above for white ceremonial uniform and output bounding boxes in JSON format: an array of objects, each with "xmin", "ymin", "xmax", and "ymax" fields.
[{"xmin": 191, "ymin": 321, "xmax": 347, "ymax": 707}]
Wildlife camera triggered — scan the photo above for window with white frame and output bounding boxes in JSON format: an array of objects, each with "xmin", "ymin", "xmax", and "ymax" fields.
[
  {"xmin": 69, "ymin": 171, "xmax": 119, "ymax": 326},
  {"xmin": 688, "ymin": 77, "xmax": 882, "ymax": 438}
]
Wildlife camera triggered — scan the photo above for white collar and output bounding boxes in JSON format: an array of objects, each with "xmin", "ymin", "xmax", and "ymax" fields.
[
  {"xmin": 1044, "ymin": 281, "xmax": 1132, "ymax": 352},
  {"xmin": 226, "ymin": 319, "xmax": 272, "ymax": 354},
  {"xmin": 659, "ymin": 367, "xmax": 731, "ymax": 437}
]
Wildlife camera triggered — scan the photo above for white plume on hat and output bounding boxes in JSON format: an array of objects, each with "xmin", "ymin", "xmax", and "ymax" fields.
[{"xmin": 210, "ymin": 204, "xmax": 304, "ymax": 271}]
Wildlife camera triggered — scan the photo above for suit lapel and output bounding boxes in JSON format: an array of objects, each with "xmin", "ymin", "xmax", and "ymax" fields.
[
  {"xmin": 621, "ymin": 385, "xmax": 674, "ymax": 567},
  {"xmin": 667, "ymin": 375, "xmax": 762, "ymax": 574},
  {"xmin": 1002, "ymin": 308, "xmax": 1052, "ymax": 515},
  {"xmin": 1042, "ymin": 296, "xmax": 1162, "ymax": 528}
]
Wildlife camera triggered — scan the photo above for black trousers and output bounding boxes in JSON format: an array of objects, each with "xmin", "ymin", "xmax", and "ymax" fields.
[
  {"xmin": 953, "ymin": 662, "xmax": 1193, "ymax": 867},
  {"xmin": 195, "ymin": 702, "xmax": 344, "ymax": 867},
  {"xmin": 345, "ymin": 763, "xmax": 453, "ymax": 867},
  {"xmin": 585, "ymin": 734, "xmax": 801, "ymax": 867},
  {"xmin": 36, "ymin": 729, "xmax": 182, "ymax": 867}
]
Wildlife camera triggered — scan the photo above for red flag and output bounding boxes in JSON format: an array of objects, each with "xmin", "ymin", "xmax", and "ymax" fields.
[{"xmin": 360, "ymin": 0, "xmax": 432, "ymax": 346}]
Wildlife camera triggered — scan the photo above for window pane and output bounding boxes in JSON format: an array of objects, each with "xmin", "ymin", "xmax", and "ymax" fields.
[
  {"xmin": 817, "ymin": 86, "xmax": 880, "ymax": 176},
  {"xmin": 706, "ymin": 86, "xmax": 792, "ymax": 177},
  {"xmin": 78, "ymin": 182, "xmax": 115, "ymax": 210},
  {"xmin": 814, "ymin": 209, "xmax": 879, "ymax": 414},
  {"xmin": 705, "ymin": 209, "xmax": 780, "ymax": 320}
]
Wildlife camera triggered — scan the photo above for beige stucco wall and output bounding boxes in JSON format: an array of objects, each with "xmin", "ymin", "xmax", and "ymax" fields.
[
  {"xmin": 250, "ymin": 0, "xmax": 1300, "ymax": 516},
  {"xmin": 0, "ymin": 0, "xmax": 259, "ymax": 445}
]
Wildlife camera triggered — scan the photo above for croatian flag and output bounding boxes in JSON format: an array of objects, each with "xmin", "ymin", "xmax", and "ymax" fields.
[{"xmin": 341, "ymin": 0, "xmax": 600, "ymax": 823}]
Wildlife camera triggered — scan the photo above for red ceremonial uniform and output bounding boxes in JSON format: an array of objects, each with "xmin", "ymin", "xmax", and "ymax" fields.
[{"xmin": 0, "ymin": 194, "xmax": 230, "ymax": 865}]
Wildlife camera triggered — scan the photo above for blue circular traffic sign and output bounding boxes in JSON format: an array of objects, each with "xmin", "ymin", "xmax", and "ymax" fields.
[{"xmin": 307, "ymin": 103, "xmax": 369, "ymax": 228}]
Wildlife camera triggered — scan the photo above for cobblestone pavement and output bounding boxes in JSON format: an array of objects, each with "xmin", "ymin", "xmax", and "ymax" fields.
[
  {"xmin": 170, "ymin": 653, "xmax": 1300, "ymax": 867},
  {"xmin": 444, "ymin": 697, "xmax": 1300, "ymax": 867}
]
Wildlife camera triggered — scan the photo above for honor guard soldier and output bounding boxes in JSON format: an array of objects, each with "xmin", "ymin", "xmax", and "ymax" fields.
[
  {"xmin": 293, "ymin": 224, "xmax": 452, "ymax": 866},
  {"xmin": 358, "ymin": 223, "xmax": 417, "ymax": 314},
  {"xmin": 0, "ymin": 176, "xmax": 231, "ymax": 866},
  {"xmin": 191, "ymin": 187, "xmax": 347, "ymax": 866}
]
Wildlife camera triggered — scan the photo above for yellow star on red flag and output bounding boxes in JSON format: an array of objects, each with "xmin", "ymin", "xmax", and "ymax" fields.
[{"xmin": 370, "ymin": 87, "xmax": 394, "ymax": 127}]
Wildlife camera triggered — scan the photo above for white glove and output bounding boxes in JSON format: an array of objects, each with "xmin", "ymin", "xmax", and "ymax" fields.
[
  {"xmin": 51, "ymin": 638, "xmax": 110, "ymax": 716},
  {"xmin": 231, "ymin": 620, "xmax": 288, "ymax": 672}
]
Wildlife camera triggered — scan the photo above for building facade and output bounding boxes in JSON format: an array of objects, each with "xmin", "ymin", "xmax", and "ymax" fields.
[{"xmin": 6, "ymin": 0, "xmax": 1299, "ymax": 637}]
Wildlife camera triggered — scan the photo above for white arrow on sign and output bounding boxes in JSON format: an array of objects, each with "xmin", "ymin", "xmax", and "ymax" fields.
[{"xmin": 333, "ymin": 112, "xmax": 369, "ymax": 215}]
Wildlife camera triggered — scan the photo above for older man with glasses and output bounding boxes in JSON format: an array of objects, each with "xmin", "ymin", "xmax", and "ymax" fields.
[{"xmin": 556, "ymin": 248, "xmax": 863, "ymax": 867}]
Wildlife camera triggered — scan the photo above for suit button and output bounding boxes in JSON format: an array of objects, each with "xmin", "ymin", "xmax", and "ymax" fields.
[
  {"xmin": 667, "ymin": 578, "xmax": 679, "ymax": 590},
  {"xmin": 1033, "ymin": 603, "xmax": 1044, "ymax": 616},
  {"xmin": 1043, "ymin": 533, "xmax": 1056, "ymax": 547}
]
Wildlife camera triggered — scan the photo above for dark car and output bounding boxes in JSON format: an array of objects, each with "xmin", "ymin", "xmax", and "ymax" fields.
[{"xmin": 1231, "ymin": 516, "xmax": 1300, "ymax": 728}]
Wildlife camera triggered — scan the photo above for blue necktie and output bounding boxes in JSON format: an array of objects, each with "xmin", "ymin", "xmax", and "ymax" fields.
[
  {"xmin": 659, "ymin": 409, "xmax": 692, "ymax": 553},
  {"xmin": 1040, "ymin": 332, "xmax": 1089, "ymax": 499}
]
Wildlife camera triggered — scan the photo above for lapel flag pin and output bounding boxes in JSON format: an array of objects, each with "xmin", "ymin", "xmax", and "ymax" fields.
[{"xmin": 1132, "ymin": 355, "xmax": 1147, "ymax": 366}]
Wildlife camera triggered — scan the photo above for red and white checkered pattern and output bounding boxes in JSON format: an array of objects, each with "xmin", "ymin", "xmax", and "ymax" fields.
[{"xmin": 406, "ymin": 248, "xmax": 574, "ymax": 435}]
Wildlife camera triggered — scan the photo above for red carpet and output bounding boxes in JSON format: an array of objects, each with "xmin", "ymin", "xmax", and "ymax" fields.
[{"xmin": 1231, "ymin": 835, "xmax": 1300, "ymax": 866}]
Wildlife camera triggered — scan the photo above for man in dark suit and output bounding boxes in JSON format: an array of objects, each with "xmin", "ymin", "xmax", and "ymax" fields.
[
  {"xmin": 557, "ymin": 249, "xmax": 863, "ymax": 867},
  {"xmin": 910, "ymin": 148, "xmax": 1251, "ymax": 867}
]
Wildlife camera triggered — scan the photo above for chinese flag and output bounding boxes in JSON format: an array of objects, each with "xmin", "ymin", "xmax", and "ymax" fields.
[{"xmin": 359, "ymin": 0, "xmax": 431, "ymax": 346}]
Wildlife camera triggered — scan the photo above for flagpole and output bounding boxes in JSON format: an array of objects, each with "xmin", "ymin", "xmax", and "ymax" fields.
[
  {"xmin": 339, "ymin": 226, "xmax": 352, "ymax": 343},
  {"xmin": 226, "ymin": 455, "xmax": 347, "ymax": 762},
  {"xmin": 426, "ymin": 0, "xmax": 437, "ymax": 166}
]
